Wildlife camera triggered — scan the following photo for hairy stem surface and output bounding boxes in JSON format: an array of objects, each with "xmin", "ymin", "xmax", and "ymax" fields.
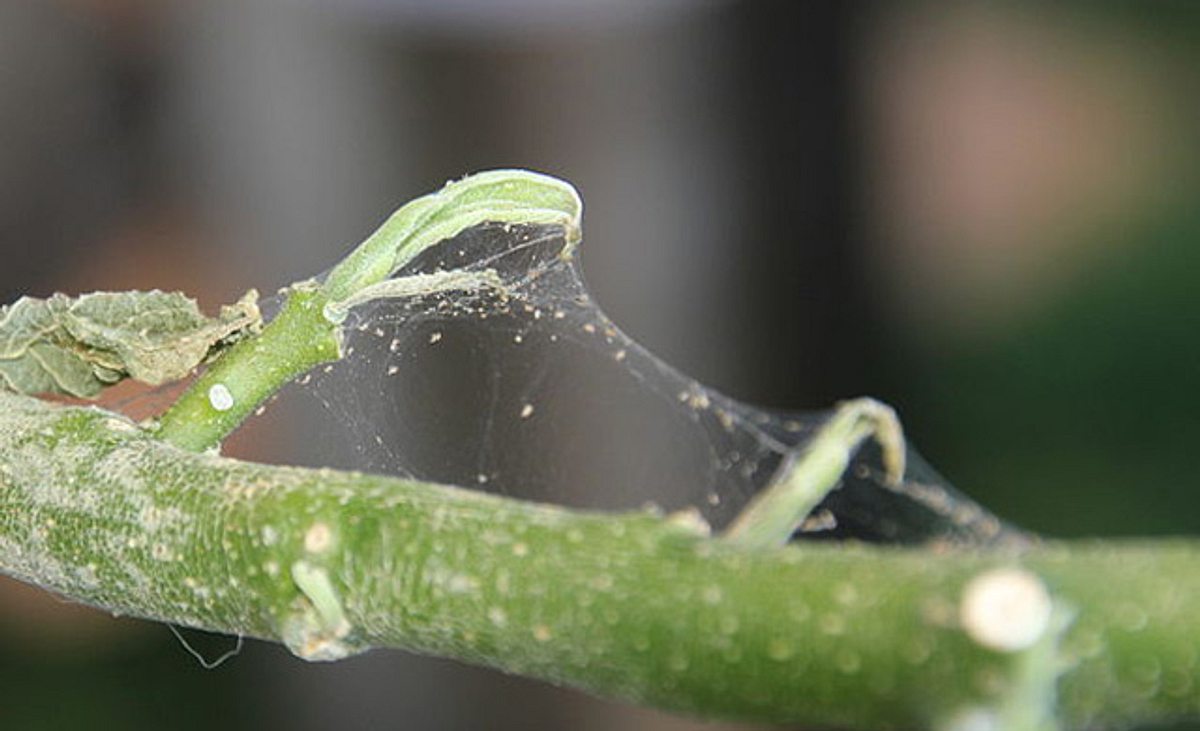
[{"xmin": 1, "ymin": 392, "xmax": 1197, "ymax": 730}]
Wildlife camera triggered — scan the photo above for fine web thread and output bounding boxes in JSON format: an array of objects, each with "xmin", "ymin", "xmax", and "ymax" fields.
[
  {"xmin": 297, "ymin": 222, "xmax": 1015, "ymax": 545},
  {"xmin": 168, "ymin": 624, "xmax": 244, "ymax": 670},
  {"xmin": 120, "ymin": 222, "xmax": 1016, "ymax": 545}
]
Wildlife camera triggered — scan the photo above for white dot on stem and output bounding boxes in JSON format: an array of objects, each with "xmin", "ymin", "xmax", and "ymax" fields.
[
  {"xmin": 960, "ymin": 568, "xmax": 1052, "ymax": 652},
  {"xmin": 208, "ymin": 384, "xmax": 235, "ymax": 412}
]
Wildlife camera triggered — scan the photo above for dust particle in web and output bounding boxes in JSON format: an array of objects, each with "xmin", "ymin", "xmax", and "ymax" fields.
[{"xmin": 800, "ymin": 509, "xmax": 838, "ymax": 532}]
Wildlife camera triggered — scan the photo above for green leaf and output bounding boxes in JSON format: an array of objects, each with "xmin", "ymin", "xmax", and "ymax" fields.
[
  {"xmin": 0, "ymin": 290, "xmax": 262, "ymax": 397},
  {"xmin": 322, "ymin": 169, "xmax": 582, "ymax": 303}
]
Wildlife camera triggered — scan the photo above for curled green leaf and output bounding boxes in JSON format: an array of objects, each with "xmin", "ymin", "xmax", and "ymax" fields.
[
  {"xmin": 156, "ymin": 170, "xmax": 582, "ymax": 452},
  {"xmin": 322, "ymin": 169, "xmax": 582, "ymax": 304},
  {"xmin": 0, "ymin": 290, "xmax": 261, "ymax": 398}
]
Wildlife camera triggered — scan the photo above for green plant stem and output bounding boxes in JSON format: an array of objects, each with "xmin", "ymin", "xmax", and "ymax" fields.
[
  {"xmin": 153, "ymin": 284, "xmax": 339, "ymax": 451},
  {"xmin": 723, "ymin": 398, "xmax": 904, "ymax": 549},
  {"xmin": 155, "ymin": 169, "xmax": 582, "ymax": 453},
  {"xmin": 1, "ymin": 391, "xmax": 1197, "ymax": 730}
]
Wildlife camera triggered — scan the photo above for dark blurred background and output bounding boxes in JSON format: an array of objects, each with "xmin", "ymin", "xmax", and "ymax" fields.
[{"xmin": 0, "ymin": 1, "xmax": 1197, "ymax": 729}]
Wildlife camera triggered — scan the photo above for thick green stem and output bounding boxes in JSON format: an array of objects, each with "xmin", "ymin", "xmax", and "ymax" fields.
[
  {"xmin": 1, "ymin": 392, "xmax": 1197, "ymax": 729},
  {"xmin": 6, "ymin": 171, "xmax": 1196, "ymax": 728},
  {"xmin": 153, "ymin": 284, "xmax": 339, "ymax": 451}
]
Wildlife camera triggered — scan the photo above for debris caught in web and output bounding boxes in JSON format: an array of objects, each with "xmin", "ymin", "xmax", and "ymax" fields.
[{"xmin": 281, "ymin": 221, "xmax": 1017, "ymax": 546}]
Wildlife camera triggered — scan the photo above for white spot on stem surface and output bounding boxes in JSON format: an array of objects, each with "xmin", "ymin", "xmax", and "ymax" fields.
[
  {"xmin": 960, "ymin": 567, "xmax": 1052, "ymax": 652},
  {"xmin": 304, "ymin": 522, "xmax": 333, "ymax": 554},
  {"xmin": 208, "ymin": 383, "xmax": 235, "ymax": 412}
]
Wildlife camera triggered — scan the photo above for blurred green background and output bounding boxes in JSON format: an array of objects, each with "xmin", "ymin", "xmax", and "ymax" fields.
[{"xmin": 0, "ymin": 1, "xmax": 1196, "ymax": 729}]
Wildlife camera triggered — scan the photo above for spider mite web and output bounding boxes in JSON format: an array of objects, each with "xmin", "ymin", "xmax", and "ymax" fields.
[{"xmin": 237, "ymin": 221, "xmax": 1015, "ymax": 547}]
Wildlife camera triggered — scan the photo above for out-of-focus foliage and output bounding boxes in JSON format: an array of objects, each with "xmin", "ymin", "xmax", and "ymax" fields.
[{"xmin": 901, "ymin": 210, "xmax": 1200, "ymax": 537}]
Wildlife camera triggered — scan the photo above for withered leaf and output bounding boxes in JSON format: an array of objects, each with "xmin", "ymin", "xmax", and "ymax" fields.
[{"xmin": 0, "ymin": 290, "xmax": 261, "ymax": 398}]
